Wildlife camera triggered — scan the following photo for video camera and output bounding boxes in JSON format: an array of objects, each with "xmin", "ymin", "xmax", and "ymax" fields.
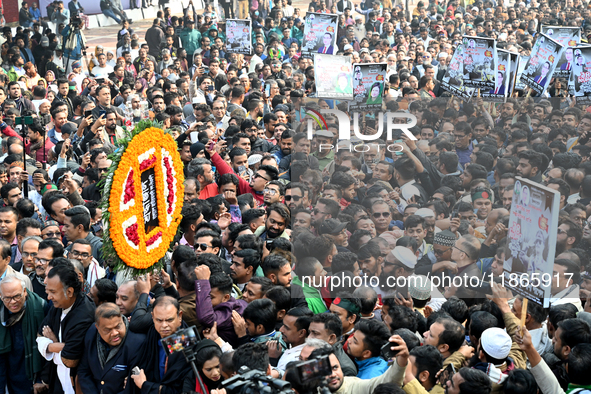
[
  {"xmin": 222, "ymin": 366, "xmax": 292, "ymax": 394},
  {"xmin": 70, "ymin": 16, "xmax": 83, "ymax": 28}
]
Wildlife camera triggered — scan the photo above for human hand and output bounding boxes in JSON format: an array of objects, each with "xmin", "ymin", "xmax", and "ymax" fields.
[
  {"xmin": 202, "ymin": 321, "xmax": 219, "ymax": 341},
  {"xmin": 91, "ymin": 114, "xmax": 106, "ymax": 133},
  {"xmin": 515, "ymin": 326, "xmax": 533, "ymax": 351},
  {"xmin": 194, "ymin": 264, "xmax": 211, "ymax": 280},
  {"xmin": 136, "ymin": 274, "xmax": 151, "ymax": 294},
  {"xmin": 388, "ymin": 335, "xmax": 409, "ymax": 366},
  {"xmin": 449, "ymin": 217, "xmax": 461, "ymax": 233},
  {"xmin": 267, "ymin": 340, "xmax": 282, "ymax": 358},
  {"xmin": 60, "ymin": 138, "xmax": 71, "ymax": 158},
  {"xmin": 217, "ymin": 212, "xmax": 232, "ymax": 230},
  {"xmin": 42, "ymin": 326, "xmax": 58, "ymax": 342},
  {"xmin": 81, "ymin": 152, "xmax": 91, "ymax": 169},
  {"xmin": 131, "ymin": 369, "xmax": 147, "ymax": 389},
  {"xmin": 160, "ymin": 269, "xmax": 172, "ymax": 288},
  {"xmin": 223, "ymin": 190, "xmax": 237, "ymax": 205},
  {"xmin": 232, "ymin": 310, "xmax": 247, "ymax": 338},
  {"xmin": 459, "ymin": 345, "xmax": 474, "ymax": 359},
  {"xmin": 394, "ymin": 293, "xmax": 413, "ymax": 309},
  {"xmin": 19, "ymin": 170, "xmax": 29, "ymax": 185},
  {"xmin": 33, "ymin": 383, "xmax": 49, "ymax": 394}
]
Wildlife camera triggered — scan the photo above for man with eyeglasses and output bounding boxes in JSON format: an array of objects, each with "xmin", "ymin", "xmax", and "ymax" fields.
[
  {"xmin": 379, "ymin": 246, "xmax": 417, "ymax": 298},
  {"xmin": 69, "ymin": 239, "xmax": 105, "ymax": 289},
  {"xmin": 63, "ymin": 206, "xmax": 104, "ymax": 266},
  {"xmin": 0, "ymin": 274, "xmax": 47, "ymax": 394},
  {"xmin": 311, "ymin": 198, "xmax": 340, "ymax": 231},
  {"xmin": 285, "ymin": 183, "xmax": 309, "ymax": 210},
  {"xmin": 30, "ymin": 239, "xmax": 63, "ymax": 300},
  {"xmin": 194, "ymin": 230, "xmax": 222, "ymax": 257},
  {"xmin": 263, "ymin": 181, "xmax": 285, "ymax": 206},
  {"xmin": 444, "ymin": 235, "xmax": 484, "ymax": 300}
]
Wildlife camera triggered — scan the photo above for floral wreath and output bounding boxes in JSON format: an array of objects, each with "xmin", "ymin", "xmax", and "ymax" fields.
[{"xmin": 101, "ymin": 121, "xmax": 184, "ymax": 274}]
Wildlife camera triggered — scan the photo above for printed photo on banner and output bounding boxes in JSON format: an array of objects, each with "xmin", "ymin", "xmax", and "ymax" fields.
[
  {"xmin": 572, "ymin": 46, "xmax": 591, "ymax": 104},
  {"xmin": 541, "ymin": 25, "xmax": 581, "ymax": 78},
  {"xmin": 301, "ymin": 12, "xmax": 338, "ymax": 59},
  {"xmin": 314, "ymin": 53, "xmax": 353, "ymax": 100},
  {"xmin": 461, "ymin": 35, "xmax": 496, "ymax": 89},
  {"xmin": 349, "ymin": 63, "xmax": 387, "ymax": 111},
  {"xmin": 440, "ymin": 44, "xmax": 475, "ymax": 101},
  {"xmin": 225, "ymin": 19, "xmax": 252, "ymax": 55},
  {"xmin": 504, "ymin": 177, "xmax": 559, "ymax": 307},
  {"xmin": 520, "ymin": 33, "xmax": 565, "ymax": 95},
  {"xmin": 482, "ymin": 49, "xmax": 511, "ymax": 102}
]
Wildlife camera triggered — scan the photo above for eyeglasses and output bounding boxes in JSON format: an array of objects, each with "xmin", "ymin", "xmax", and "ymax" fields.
[
  {"xmin": 34, "ymin": 257, "xmax": 50, "ymax": 265},
  {"xmin": 254, "ymin": 173, "xmax": 270, "ymax": 182},
  {"xmin": 1, "ymin": 292, "xmax": 23, "ymax": 303},
  {"xmin": 373, "ymin": 212, "xmax": 391, "ymax": 218},
  {"xmin": 452, "ymin": 245, "xmax": 469, "ymax": 255},
  {"xmin": 264, "ymin": 188, "xmax": 278, "ymax": 195},
  {"xmin": 43, "ymin": 232, "xmax": 61, "ymax": 238},
  {"xmin": 284, "ymin": 195, "xmax": 301, "ymax": 202},
  {"xmin": 98, "ymin": 168, "xmax": 109, "ymax": 173},
  {"xmin": 583, "ymin": 220, "xmax": 589, "ymax": 229},
  {"xmin": 70, "ymin": 250, "xmax": 91, "ymax": 259},
  {"xmin": 195, "ymin": 243, "xmax": 210, "ymax": 251},
  {"xmin": 557, "ymin": 228, "xmax": 567, "ymax": 235},
  {"xmin": 313, "ymin": 208, "xmax": 329, "ymax": 215},
  {"xmin": 434, "ymin": 247, "xmax": 451, "ymax": 256},
  {"xmin": 22, "ymin": 252, "xmax": 37, "ymax": 258}
]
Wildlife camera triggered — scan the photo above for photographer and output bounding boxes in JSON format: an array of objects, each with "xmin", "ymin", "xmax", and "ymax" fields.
[
  {"xmin": 51, "ymin": 0, "xmax": 70, "ymax": 26},
  {"xmin": 288, "ymin": 334, "xmax": 409, "ymax": 394},
  {"xmin": 61, "ymin": 17, "xmax": 85, "ymax": 74}
]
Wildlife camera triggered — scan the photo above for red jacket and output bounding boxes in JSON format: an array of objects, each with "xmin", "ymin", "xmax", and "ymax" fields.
[{"xmin": 210, "ymin": 152, "xmax": 265, "ymax": 206}]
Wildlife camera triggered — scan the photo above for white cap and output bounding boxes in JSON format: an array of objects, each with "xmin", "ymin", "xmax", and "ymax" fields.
[
  {"xmin": 438, "ymin": 52, "xmax": 448, "ymax": 59},
  {"xmin": 415, "ymin": 208, "xmax": 435, "ymax": 218},
  {"xmin": 344, "ymin": 44, "xmax": 353, "ymax": 51},
  {"xmin": 248, "ymin": 154, "xmax": 263, "ymax": 166},
  {"xmin": 472, "ymin": 6, "xmax": 479, "ymax": 11},
  {"xmin": 386, "ymin": 246, "xmax": 417, "ymax": 269},
  {"xmin": 481, "ymin": 328, "xmax": 512, "ymax": 360},
  {"xmin": 192, "ymin": 96, "xmax": 206, "ymax": 104}
]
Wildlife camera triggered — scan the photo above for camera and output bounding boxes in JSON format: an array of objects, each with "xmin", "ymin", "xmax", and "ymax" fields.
[
  {"xmin": 222, "ymin": 366, "xmax": 292, "ymax": 394},
  {"xmin": 161, "ymin": 327, "xmax": 201, "ymax": 356},
  {"xmin": 70, "ymin": 16, "xmax": 82, "ymax": 27}
]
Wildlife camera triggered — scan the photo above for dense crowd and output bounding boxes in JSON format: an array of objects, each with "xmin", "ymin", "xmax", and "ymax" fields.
[{"xmin": 2, "ymin": 0, "xmax": 591, "ymax": 394}]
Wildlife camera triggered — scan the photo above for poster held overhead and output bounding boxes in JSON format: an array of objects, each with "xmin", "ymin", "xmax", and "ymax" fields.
[
  {"xmin": 520, "ymin": 33, "xmax": 565, "ymax": 96},
  {"xmin": 461, "ymin": 35, "xmax": 496, "ymax": 89},
  {"xmin": 482, "ymin": 49, "xmax": 511, "ymax": 102},
  {"xmin": 504, "ymin": 177, "xmax": 559, "ymax": 308},
  {"xmin": 572, "ymin": 46, "xmax": 591, "ymax": 104},
  {"xmin": 541, "ymin": 25, "xmax": 581, "ymax": 78},
  {"xmin": 225, "ymin": 19, "xmax": 252, "ymax": 55},
  {"xmin": 349, "ymin": 63, "xmax": 387, "ymax": 111},
  {"xmin": 440, "ymin": 44, "xmax": 476, "ymax": 101},
  {"xmin": 313, "ymin": 54, "xmax": 354, "ymax": 100},
  {"xmin": 301, "ymin": 12, "xmax": 339, "ymax": 59}
]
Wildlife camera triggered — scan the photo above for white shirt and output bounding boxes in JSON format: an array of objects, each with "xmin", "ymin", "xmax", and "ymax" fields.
[
  {"xmin": 550, "ymin": 284, "xmax": 582, "ymax": 311},
  {"xmin": 91, "ymin": 65, "xmax": 114, "ymax": 78},
  {"xmin": 277, "ymin": 343, "xmax": 305, "ymax": 372}
]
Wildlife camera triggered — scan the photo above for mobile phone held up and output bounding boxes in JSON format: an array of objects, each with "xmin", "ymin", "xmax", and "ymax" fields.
[{"xmin": 265, "ymin": 83, "xmax": 271, "ymax": 96}]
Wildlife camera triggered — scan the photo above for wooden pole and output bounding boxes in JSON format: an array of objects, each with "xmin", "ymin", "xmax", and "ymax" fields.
[{"xmin": 520, "ymin": 298, "xmax": 528, "ymax": 333}]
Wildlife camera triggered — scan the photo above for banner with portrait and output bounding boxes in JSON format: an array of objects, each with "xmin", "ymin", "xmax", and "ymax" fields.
[
  {"xmin": 348, "ymin": 63, "xmax": 387, "ymax": 111},
  {"xmin": 571, "ymin": 46, "xmax": 591, "ymax": 104},
  {"xmin": 482, "ymin": 49, "xmax": 511, "ymax": 102},
  {"xmin": 520, "ymin": 33, "xmax": 565, "ymax": 95},
  {"xmin": 504, "ymin": 177, "xmax": 559, "ymax": 307},
  {"xmin": 440, "ymin": 44, "xmax": 476, "ymax": 101},
  {"xmin": 225, "ymin": 19, "xmax": 252, "ymax": 55},
  {"xmin": 301, "ymin": 12, "xmax": 339, "ymax": 59},
  {"xmin": 461, "ymin": 36, "xmax": 496, "ymax": 89},
  {"xmin": 314, "ymin": 54, "xmax": 354, "ymax": 100},
  {"xmin": 541, "ymin": 25, "xmax": 581, "ymax": 78},
  {"xmin": 514, "ymin": 55, "xmax": 529, "ymax": 91}
]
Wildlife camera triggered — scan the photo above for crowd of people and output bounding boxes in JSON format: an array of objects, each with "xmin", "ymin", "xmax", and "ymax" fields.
[{"xmin": 1, "ymin": 0, "xmax": 591, "ymax": 393}]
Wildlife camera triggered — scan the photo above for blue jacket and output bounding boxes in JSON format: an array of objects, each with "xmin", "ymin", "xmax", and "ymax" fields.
[
  {"xmin": 355, "ymin": 356, "xmax": 389, "ymax": 380},
  {"xmin": 61, "ymin": 25, "xmax": 84, "ymax": 60},
  {"xmin": 77, "ymin": 322, "xmax": 147, "ymax": 394}
]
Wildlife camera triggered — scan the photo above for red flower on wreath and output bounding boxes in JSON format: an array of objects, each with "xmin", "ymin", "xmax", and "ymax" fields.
[
  {"xmin": 123, "ymin": 170, "xmax": 135, "ymax": 204},
  {"xmin": 125, "ymin": 223, "xmax": 140, "ymax": 245}
]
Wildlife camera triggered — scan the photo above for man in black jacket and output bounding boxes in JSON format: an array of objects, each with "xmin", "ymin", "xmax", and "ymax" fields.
[
  {"xmin": 78, "ymin": 303, "xmax": 147, "ymax": 394},
  {"xmin": 19, "ymin": 2, "xmax": 34, "ymax": 27},
  {"xmin": 131, "ymin": 296, "xmax": 192, "ymax": 394},
  {"xmin": 37, "ymin": 259, "xmax": 96, "ymax": 394}
]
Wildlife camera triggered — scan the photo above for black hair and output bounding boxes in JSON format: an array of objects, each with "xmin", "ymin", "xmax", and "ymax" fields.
[
  {"xmin": 47, "ymin": 258, "xmax": 82, "ymax": 296},
  {"xmin": 503, "ymin": 369, "xmax": 538, "ymax": 394},
  {"xmin": 209, "ymin": 272, "xmax": 233, "ymax": 295},
  {"xmin": 354, "ymin": 319, "xmax": 391, "ymax": 357},
  {"xmin": 440, "ymin": 296, "xmax": 469, "ymax": 323},
  {"xmin": 64, "ymin": 206, "xmax": 91, "ymax": 231},
  {"xmin": 435, "ymin": 317, "xmax": 465, "ymax": 353},
  {"xmin": 243, "ymin": 298, "xmax": 277, "ymax": 334},
  {"xmin": 93, "ymin": 278, "xmax": 118, "ymax": 304},
  {"xmin": 557, "ymin": 318, "xmax": 591, "ymax": 349},
  {"xmin": 38, "ymin": 239, "xmax": 64, "ymax": 259},
  {"xmin": 261, "ymin": 254, "xmax": 289, "ymax": 277},
  {"xmin": 387, "ymin": 304, "xmax": 419, "ymax": 333},
  {"xmin": 410, "ymin": 345, "xmax": 444, "ymax": 387},
  {"xmin": 265, "ymin": 286, "xmax": 291, "ymax": 312},
  {"xmin": 232, "ymin": 343, "xmax": 269, "ymax": 372},
  {"xmin": 569, "ymin": 343, "xmax": 591, "ymax": 385},
  {"xmin": 469, "ymin": 311, "xmax": 498, "ymax": 342}
]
